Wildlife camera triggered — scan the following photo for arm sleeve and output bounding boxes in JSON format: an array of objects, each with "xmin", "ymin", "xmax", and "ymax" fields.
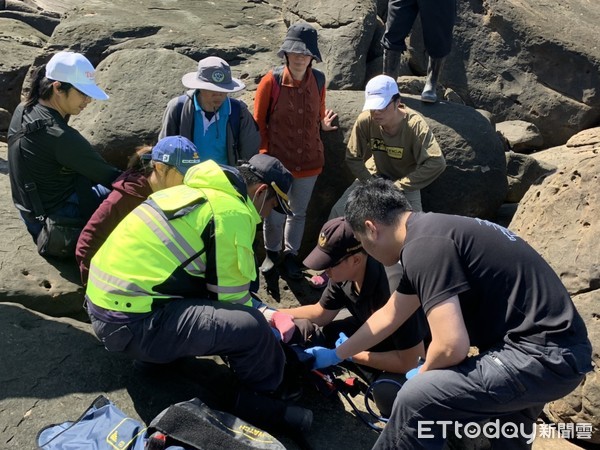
[
  {"xmin": 237, "ymin": 103, "xmax": 260, "ymax": 161},
  {"xmin": 394, "ymin": 118, "xmax": 446, "ymax": 191},
  {"xmin": 345, "ymin": 114, "xmax": 373, "ymax": 182},
  {"xmin": 158, "ymin": 96, "xmax": 181, "ymax": 140},
  {"xmin": 55, "ymin": 132, "xmax": 120, "ymax": 187},
  {"xmin": 213, "ymin": 214, "xmax": 257, "ymax": 304},
  {"xmin": 319, "ymin": 282, "xmax": 350, "ymax": 310},
  {"xmin": 253, "ymin": 72, "xmax": 274, "ymax": 154},
  {"xmin": 319, "ymin": 84, "xmax": 326, "ymax": 121}
]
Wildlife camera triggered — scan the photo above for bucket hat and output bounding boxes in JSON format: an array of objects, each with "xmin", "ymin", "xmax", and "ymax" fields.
[
  {"xmin": 277, "ymin": 22, "xmax": 322, "ymax": 63},
  {"xmin": 182, "ymin": 56, "xmax": 245, "ymax": 93},
  {"xmin": 45, "ymin": 51, "xmax": 108, "ymax": 100}
]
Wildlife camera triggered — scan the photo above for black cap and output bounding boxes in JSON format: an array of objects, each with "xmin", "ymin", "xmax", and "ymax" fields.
[
  {"xmin": 246, "ymin": 154, "xmax": 293, "ymax": 215},
  {"xmin": 303, "ymin": 217, "xmax": 363, "ymax": 271}
]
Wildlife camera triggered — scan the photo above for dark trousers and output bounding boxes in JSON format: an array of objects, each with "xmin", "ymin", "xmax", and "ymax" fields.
[
  {"xmin": 373, "ymin": 339, "xmax": 590, "ymax": 449},
  {"xmin": 382, "ymin": 0, "xmax": 457, "ymax": 58},
  {"xmin": 88, "ymin": 298, "xmax": 286, "ymax": 393}
]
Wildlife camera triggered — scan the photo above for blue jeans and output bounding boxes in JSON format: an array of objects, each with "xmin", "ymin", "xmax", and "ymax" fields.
[
  {"xmin": 20, "ymin": 184, "xmax": 110, "ymax": 242},
  {"xmin": 263, "ymin": 175, "xmax": 318, "ymax": 255}
]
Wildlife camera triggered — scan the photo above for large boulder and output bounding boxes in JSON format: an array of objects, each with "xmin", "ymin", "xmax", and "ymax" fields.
[
  {"xmin": 0, "ymin": 18, "xmax": 48, "ymax": 115},
  {"xmin": 71, "ymin": 48, "xmax": 196, "ymax": 168},
  {"xmin": 409, "ymin": 0, "xmax": 600, "ymax": 148},
  {"xmin": 510, "ymin": 128, "xmax": 600, "ymax": 295}
]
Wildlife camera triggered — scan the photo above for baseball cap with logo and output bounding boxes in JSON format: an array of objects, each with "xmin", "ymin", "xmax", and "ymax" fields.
[
  {"xmin": 145, "ymin": 135, "xmax": 201, "ymax": 175},
  {"xmin": 182, "ymin": 56, "xmax": 245, "ymax": 93},
  {"xmin": 244, "ymin": 154, "xmax": 293, "ymax": 215},
  {"xmin": 362, "ymin": 74, "xmax": 400, "ymax": 111},
  {"xmin": 45, "ymin": 51, "xmax": 109, "ymax": 100},
  {"xmin": 303, "ymin": 217, "xmax": 363, "ymax": 271}
]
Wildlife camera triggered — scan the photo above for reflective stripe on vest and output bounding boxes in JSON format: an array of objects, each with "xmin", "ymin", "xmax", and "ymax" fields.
[
  {"xmin": 133, "ymin": 202, "xmax": 206, "ymax": 275},
  {"xmin": 206, "ymin": 282, "xmax": 252, "ymax": 305},
  {"xmin": 89, "ymin": 262, "xmax": 179, "ymax": 299}
]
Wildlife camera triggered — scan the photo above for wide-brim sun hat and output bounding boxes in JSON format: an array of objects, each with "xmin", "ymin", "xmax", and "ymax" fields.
[
  {"xmin": 181, "ymin": 56, "xmax": 245, "ymax": 93},
  {"xmin": 277, "ymin": 22, "xmax": 322, "ymax": 63},
  {"xmin": 45, "ymin": 51, "xmax": 109, "ymax": 100}
]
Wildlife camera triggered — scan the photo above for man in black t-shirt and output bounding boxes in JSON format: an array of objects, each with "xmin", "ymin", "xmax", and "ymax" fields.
[
  {"xmin": 278, "ymin": 217, "xmax": 428, "ymax": 417},
  {"xmin": 306, "ymin": 178, "xmax": 592, "ymax": 449}
]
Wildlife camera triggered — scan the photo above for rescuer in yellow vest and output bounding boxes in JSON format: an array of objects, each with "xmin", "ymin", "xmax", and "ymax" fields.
[{"xmin": 85, "ymin": 154, "xmax": 312, "ymax": 433}]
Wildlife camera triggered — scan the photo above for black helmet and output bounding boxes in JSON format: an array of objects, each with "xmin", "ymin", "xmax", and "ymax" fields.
[{"xmin": 277, "ymin": 22, "xmax": 322, "ymax": 63}]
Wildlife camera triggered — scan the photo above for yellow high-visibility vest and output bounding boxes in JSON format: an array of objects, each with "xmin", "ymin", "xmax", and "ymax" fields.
[{"xmin": 86, "ymin": 160, "xmax": 260, "ymax": 313}]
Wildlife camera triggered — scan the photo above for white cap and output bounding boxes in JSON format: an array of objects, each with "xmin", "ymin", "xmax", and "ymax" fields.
[
  {"xmin": 45, "ymin": 51, "xmax": 109, "ymax": 100},
  {"xmin": 362, "ymin": 75, "xmax": 400, "ymax": 111}
]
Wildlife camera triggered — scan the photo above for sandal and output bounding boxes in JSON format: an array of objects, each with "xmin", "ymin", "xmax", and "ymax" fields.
[{"xmin": 308, "ymin": 272, "xmax": 329, "ymax": 289}]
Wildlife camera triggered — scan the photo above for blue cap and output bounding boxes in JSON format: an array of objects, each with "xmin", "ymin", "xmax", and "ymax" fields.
[{"xmin": 150, "ymin": 136, "xmax": 201, "ymax": 175}]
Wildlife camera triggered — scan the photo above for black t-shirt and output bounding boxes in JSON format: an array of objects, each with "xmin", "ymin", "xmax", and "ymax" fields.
[
  {"xmin": 397, "ymin": 212, "xmax": 589, "ymax": 351},
  {"xmin": 8, "ymin": 103, "xmax": 120, "ymax": 215},
  {"xmin": 320, "ymin": 255, "xmax": 428, "ymax": 352}
]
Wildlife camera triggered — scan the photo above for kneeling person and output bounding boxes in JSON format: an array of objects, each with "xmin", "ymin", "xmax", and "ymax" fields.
[
  {"xmin": 278, "ymin": 217, "xmax": 428, "ymax": 417},
  {"xmin": 85, "ymin": 155, "xmax": 311, "ymax": 433}
]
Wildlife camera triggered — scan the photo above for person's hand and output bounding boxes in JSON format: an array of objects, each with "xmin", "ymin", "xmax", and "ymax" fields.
[
  {"xmin": 304, "ymin": 346, "xmax": 342, "ymax": 369},
  {"xmin": 271, "ymin": 311, "xmax": 296, "ymax": 343},
  {"xmin": 406, "ymin": 358, "xmax": 425, "ymax": 380},
  {"xmin": 321, "ymin": 109, "xmax": 339, "ymax": 131}
]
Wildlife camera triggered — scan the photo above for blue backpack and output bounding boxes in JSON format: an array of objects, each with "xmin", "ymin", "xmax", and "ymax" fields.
[
  {"xmin": 37, "ymin": 396, "xmax": 285, "ymax": 450},
  {"xmin": 37, "ymin": 395, "xmax": 146, "ymax": 450}
]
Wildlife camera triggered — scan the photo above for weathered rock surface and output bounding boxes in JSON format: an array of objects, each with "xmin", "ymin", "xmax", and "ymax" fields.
[
  {"xmin": 505, "ymin": 152, "xmax": 556, "ymax": 203},
  {"xmin": 496, "ymin": 120, "xmax": 544, "ymax": 153},
  {"xmin": 543, "ymin": 289, "xmax": 600, "ymax": 445},
  {"xmin": 510, "ymin": 128, "xmax": 600, "ymax": 296}
]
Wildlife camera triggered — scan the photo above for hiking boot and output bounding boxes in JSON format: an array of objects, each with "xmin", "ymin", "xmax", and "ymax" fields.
[
  {"xmin": 421, "ymin": 56, "xmax": 446, "ymax": 103},
  {"xmin": 281, "ymin": 252, "xmax": 303, "ymax": 280},
  {"xmin": 260, "ymin": 250, "xmax": 280, "ymax": 273}
]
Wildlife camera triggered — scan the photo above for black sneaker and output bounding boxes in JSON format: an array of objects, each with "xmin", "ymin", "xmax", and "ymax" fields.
[{"xmin": 281, "ymin": 252, "xmax": 303, "ymax": 280}]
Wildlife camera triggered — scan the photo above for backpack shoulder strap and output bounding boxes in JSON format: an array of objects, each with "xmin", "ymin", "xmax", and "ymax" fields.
[
  {"xmin": 8, "ymin": 104, "xmax": 53, "ymax": 220},
  {"xmin": 228, "ymin": 98, "xmax": 241, "ymax": 152},
  {"xmin": 312, "ymin": 68, "xmax": 326, "ymax": 98},
  {"xmin": 268, "ymin": 65, "xmax": 284, "ymax": 120},
  {"xmin": 174, "ymin": 94, "xmax": 188, "ymax": 135}
]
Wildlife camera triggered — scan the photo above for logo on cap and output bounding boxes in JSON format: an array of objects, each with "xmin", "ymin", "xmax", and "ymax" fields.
[
  {"xmin": 318, "ymin": 232, "xmax": 327, "ymax": 248},
  {"xmin": 162, "ymin": 155, "xmax": 170, "ymax": 162},
  {"xmin": 212, "ymin": 71, "xmax": 225, "ymax": 83}
]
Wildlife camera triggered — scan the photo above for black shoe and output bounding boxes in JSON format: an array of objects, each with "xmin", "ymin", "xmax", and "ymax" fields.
[
  {"xmin": 283, "ymin": 405, "xmax": 313, "ymax": 433},
  {"xmin": 260, "ymin": 250, "xmax": 280, "ymax": 273},
  {"xmin": 263, "ymin": 267, "xmax": 281, "ymax": 302},
  {"xmin": 281, "ymin": 253, "xmax": 303, "ymax": 280}
]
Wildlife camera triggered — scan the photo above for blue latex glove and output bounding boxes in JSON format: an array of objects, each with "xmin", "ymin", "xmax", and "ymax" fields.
[
  {"xmin": 304, "ymin": 346, "xmax": 342, "ymax": 369},
  {"xmin": 335, "ymin": 332, "xmax": 352, "ymax": 361},
  {"xmin": 335, "ymin": 332, "xmax": 348, "ymax": 348},
  {"xmin": 406, "ymin": 358, "xmax": 425, "ymax": 380}
]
